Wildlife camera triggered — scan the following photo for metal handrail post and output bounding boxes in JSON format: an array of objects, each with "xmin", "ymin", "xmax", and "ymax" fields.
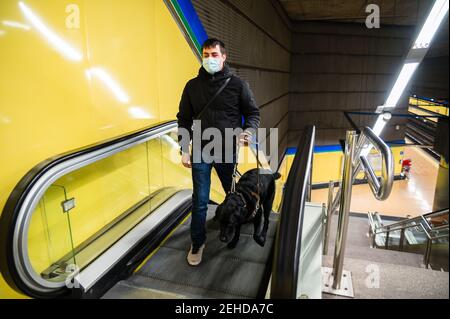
[
  {"xmin": 323, "ymin": 181, "xmax": 335, "ymax": 255},
  {"xmin": 330, "ymin": 126, "xmax": 394, "ymax": 214},
  {"xmin": 385, "ymin": 228, "xmax": 390, "ymax": 249},
  {"xmin": 332, "ymin": 131, "xmax": 357, "ymax": 290},
  {"xmin": 424, "ymin": 238, "xmax": 432, "ymax": 269},
  {"xmin": 328, "ymin": 131, "xmax": 367, "ymax": 215},
  {"xmin": 399, "ymin": 228, "xmax": 405, "ymax": 251},
  {"xmin": 358, "ymin": 127, "xmax": 394, "ymax": 200},
  {"xmin": 329, "ymin": 161, "xmax": 362, "ymax": 218}
]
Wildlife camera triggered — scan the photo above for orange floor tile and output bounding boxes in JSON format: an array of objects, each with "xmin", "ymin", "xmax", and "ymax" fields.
[{"xmin": 311, "ymin": 146, "xmax": 440, "ymax": 218}]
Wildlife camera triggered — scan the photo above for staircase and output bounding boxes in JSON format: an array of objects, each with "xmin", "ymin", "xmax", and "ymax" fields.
[
  {"xmin": 368, "ymin": 209, "xmax": 449, "ymax": 271},
  {"xmin": 323, "ymin": 212, "xmax": 449, "ymax": 299}
]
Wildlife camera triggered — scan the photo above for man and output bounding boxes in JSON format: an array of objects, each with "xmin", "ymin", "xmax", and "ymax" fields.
[{"xmin": 177, "ymin": 38, "xmax": 260, "ymax": 266}]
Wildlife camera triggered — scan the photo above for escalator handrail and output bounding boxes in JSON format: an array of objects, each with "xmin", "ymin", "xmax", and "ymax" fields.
[
  {"xmin": 0, "ymin": 120, "xmax": 177, "ymax": 297},
  {"xmin": 270, "ymin": 126, "xmax": 315, "ymax": 299}
]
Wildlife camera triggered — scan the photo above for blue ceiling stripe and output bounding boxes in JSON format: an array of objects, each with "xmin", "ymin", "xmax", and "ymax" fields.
[
  {"xmin": 176, "ymin": 0, "xmax": 208, "ymax": 46},
  {"xmin": 286, "ymin": 139, "xmax": 406, "ymax": 156}
]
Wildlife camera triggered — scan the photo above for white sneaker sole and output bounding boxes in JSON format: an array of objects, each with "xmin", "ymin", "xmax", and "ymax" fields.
[{"xmin": 187, "ymin": 244, "xmax": 205, "ymax": 266}]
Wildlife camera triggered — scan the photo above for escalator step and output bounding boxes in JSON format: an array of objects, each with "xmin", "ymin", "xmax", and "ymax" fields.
[
  {"xmin": 103, "ymin": 205, "xmax": 279, "ymax": 299},
  {"xmin": 133, "ymin": 246, "xmax": 268, "ymax": 298},
  {"xmin": 163, "ymin": 225, "xmax": 275, "ymax": 264},
  {"xmin": 102, "ymin": 280, "xmax": 190, "ymax": 299}
]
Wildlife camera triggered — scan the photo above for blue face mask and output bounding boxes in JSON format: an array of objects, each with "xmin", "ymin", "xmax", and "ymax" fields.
[{"xmin": 202, "ymin": 57, "xmax": 222, "ymax": 75}]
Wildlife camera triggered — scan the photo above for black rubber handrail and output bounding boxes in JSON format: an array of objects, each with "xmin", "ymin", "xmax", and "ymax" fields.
[{"xmin": 271, "ymin": 125, "xmax": 316, "ymax": 299}]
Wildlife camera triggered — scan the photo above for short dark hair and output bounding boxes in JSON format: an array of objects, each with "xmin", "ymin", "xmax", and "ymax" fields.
[{"xmin": 202, "ymin": 38, "xmax": 226, "ymax": 55}]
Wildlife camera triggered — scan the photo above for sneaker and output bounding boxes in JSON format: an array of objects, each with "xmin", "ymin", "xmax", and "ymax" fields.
[{"xmin": 187, "ymin": 244, "xmax": 205, "ymax": 266}]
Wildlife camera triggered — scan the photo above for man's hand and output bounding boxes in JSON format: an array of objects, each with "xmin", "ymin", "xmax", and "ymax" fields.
[
  {"xmin": 238, "ymin": 130, "xmax": 253, "ymax": 146},
  {"xmin": 181, "ymin": 152, "xmax": 192, "ymax": 168}
]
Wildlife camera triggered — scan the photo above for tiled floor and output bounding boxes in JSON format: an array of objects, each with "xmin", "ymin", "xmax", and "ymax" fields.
[{"xmin": 311, "ymin": 146, "xmax": 440, "ymax": 218}]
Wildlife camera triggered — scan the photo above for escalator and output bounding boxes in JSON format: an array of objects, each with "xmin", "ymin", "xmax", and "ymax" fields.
[
  {"xmin": 0, "ymin": 121, "xmax": 320, "ymax": 299},
  {"xmin": 406, "ymin": 97, "xmax": 448, "ymax": 160},
  {"xmin": 0, "ymin": 121, "xmax": 190, "ymax": 298},
  {"xmin": 103, "ymin": 205, "xmax": 278, "ymax": 299}
]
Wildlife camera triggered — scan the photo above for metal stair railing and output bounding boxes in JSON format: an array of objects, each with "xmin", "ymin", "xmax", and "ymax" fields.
[
  {"xmin": 322, "ymin": 127, "xmax": 395, "ymax": 295},
  {"xmin": 368, "ymin": 209, "xmax": 449, "ymax": 268}
]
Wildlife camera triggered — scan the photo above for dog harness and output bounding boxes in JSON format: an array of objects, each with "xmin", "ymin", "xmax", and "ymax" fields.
[
  {"xmin": 230, "ymin": 135, "xmax": 262, "ymax": 222},
  {"xmin": 231, "ymin": 190, "xmax": 262, "ymax": 222}
]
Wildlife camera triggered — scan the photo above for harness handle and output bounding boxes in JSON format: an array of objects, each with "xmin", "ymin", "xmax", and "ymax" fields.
[{"xmin": 230, "ymin": 132, "xmax": 261, "ymax": 220}]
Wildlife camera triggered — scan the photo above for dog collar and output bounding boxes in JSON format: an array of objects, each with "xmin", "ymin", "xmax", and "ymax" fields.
[{"xmin": 245, "ymin": 191, "xmax": 261, "ymax": 221}]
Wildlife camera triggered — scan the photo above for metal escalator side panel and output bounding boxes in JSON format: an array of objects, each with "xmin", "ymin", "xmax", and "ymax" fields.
[
  {"xmin": 76, "ymin": 190, "xmax": 192, "ymax": 298},
  {"xmin": 271, "ymin": 126, "xmax": 316, "ymax": 299}
]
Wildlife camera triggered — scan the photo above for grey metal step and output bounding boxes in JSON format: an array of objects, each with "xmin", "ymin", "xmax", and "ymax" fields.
[
  {"xmin": 127, "ymin": 248, "xmax": 267, "ymax": 299},
  {"xmin": 322, "ymin": 255, "xmax": 449, "ymax": 299},
  {"xmin": 326, "ymin": 243, "xmax": 425, "ymax": 268},
  {"xmin": 326, "ymin": 214, "xmax": 426, "ymax": 268},
  {"xmin": 103, "ymin": 205, "xmax": 278, "ymax": 299},
  {"xmin": 327, "ymin": 213, "xmax": 372, "ymax": 248},
  {"xmin": 101, "ymin": 280, "xmax": 189, "ymax": 299}
]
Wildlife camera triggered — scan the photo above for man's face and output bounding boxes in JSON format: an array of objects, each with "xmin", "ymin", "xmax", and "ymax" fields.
[{"xmin": 202, "ymin": 44, "xmax": 226, "ymax": 70}]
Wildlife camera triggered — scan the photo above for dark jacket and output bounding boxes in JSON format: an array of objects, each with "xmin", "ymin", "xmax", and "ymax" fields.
[{"xmin": 177, "ymin": 64, "xmax": 260, "ymax": 158}]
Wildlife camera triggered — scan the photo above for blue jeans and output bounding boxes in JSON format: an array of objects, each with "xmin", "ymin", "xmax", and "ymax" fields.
[{"xmin": 191, "ymin": 161, "xmax": 235, "ymax": 250}]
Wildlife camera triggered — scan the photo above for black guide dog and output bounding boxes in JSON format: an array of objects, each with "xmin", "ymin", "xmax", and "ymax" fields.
[{"xmin": 214, "ymin": 168, "xmax": 281, "ymax": 249}]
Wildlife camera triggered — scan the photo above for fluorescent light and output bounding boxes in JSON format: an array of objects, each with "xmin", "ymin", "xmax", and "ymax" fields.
[
  {"xmin": 369, "ymin": 0, "xmax": 449, "ymax": 143},
  {"xmin": 384, "ymin": 63, "xmax": 419, "ymax": 107},
  {"xmin": 2, "ymin": 20, "xmax": 31, "ymax": 30},
  {"xmin": 86, "ymin": 67, "xmax": 130, "ymax": 104},
  {"xmin": 413, "ymin": 0, "xmax": 449, "ymax": 49},
  {"xmin": 360, "ymin": 115, "xmax": 386, "ymax": 157},
  {"xmin": 100, "ymin": 124, "xmax": 114, "ymax": 130},
  {"xmin": 372, "ymin": 115, "xmax": 387, "ymax": 136},
  {"xmin": 1, "ymin": 116, "xmax": 12, "ymax": 124},
  {"xmin": 19, "ymin": 1, "xmax": 83, "ymax": 61},
  {"xmin": 128, "ymin": 106, "xmax": 153, "ymax": 119}
]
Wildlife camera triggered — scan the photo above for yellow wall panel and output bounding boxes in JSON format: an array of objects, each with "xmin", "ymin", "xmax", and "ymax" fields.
[
  {"xmin": 54, "ymin": 143, "xmax": 150, "ymax": 247},
  {"xmin": 155, "ymin": 0, "xmax": 200, "ymax": 121},
  {"xmin": 0, "ymin": 0, "xmax": 201, "ymax": 298},
  {"xmin": 409, "ymin": 97, "xmax": 448, "ymax": 116}
]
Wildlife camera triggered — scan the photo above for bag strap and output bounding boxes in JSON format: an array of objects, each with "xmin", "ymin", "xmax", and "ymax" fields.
[{"xmin": 194, "ymin": 76, "xmax": 232, "ymax": 120}]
